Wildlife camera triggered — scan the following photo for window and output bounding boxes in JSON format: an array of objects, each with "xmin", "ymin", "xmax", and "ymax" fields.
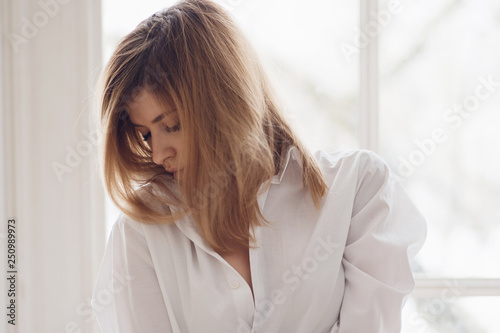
[
  {"xmin": 377, "ymin": 0, "xmax": 500, "ymax": 331},
  {"xmin": 103, "ymin": 0, "xmax": 500, "ymax": 331}
]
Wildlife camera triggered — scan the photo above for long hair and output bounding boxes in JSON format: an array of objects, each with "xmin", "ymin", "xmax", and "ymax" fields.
[{"xmin": 98, "ymin": 0, "xmax": 328, "ymax": 253}]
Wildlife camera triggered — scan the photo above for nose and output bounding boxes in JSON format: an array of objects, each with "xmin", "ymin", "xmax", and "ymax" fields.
[{"xmin": 151, "ymin": 137, "xmax": 176, "ymax": 168}]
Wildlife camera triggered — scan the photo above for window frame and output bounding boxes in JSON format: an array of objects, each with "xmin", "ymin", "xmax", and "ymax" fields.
[{"xmin": 359, "ymin": 0, "xmax": 500, "ymax": 300}]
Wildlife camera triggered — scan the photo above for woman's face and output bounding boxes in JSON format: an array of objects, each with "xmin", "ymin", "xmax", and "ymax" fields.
[{"xmin": 127, "ymin": 89, "xmax": 185, "ymax": 180}]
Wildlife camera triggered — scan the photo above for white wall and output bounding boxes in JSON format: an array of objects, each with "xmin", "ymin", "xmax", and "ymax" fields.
[{"xmin": 1, "ymin": 0, "xmax": 105, "ymax": 332}]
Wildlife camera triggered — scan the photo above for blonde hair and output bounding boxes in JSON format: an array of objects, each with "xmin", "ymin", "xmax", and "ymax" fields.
[{"xmin": 98, "ymin": 0, "xmax": 328, "ymax": 253}]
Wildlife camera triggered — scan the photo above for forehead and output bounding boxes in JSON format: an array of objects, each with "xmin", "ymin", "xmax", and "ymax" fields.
[{"xmin": 126, "ymin": 89, "xmax": 175, "ymax": 124}]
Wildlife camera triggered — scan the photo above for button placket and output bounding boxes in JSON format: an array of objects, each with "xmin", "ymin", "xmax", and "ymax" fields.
[{"xmin": 222, "ymin": 266, "xmax": 255, "ymax": 330}]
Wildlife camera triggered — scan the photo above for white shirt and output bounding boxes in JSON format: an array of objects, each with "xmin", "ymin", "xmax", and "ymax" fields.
[{"xmin": 91, "ymin": 146, "xmax": 426, "ymax": 333}]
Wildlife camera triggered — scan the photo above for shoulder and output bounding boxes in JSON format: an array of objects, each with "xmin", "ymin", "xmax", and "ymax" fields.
[
  {"xmin": 314, "ymin": 149, "xmax": 391, "ymax": 184},
  {"xmin": 316, "ymin": 150, "xmax": 409, "ymax": 220},
  {"xmin": 314, "ymin": 148, "xmax": 385, "ymax": 167},
  {"xmin": 109, "ymin": 209, "xmax": 184, "ymax": 252},
  {"xmin": 109, "ymin": 212, "xmax": 147, "ymax": 242}
]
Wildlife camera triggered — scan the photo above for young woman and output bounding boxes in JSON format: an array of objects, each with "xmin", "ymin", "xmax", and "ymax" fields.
[{"xmin": 91, "ymin": 0, "xmax": 426, "ymax": 332}]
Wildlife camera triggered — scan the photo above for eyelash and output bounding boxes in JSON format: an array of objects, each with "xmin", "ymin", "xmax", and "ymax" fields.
[
  {"xmin": 141, "ymin": 122, "xmax": 181, "ymax": 141},
  {"xmin": 164, "ymin": 122, "xmax": 181, "ymax": 133}
]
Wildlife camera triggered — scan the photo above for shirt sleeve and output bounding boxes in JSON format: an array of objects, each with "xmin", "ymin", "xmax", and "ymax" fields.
[
  {"xmin": 333, "ymin": 151, "xmax": 427, "ymax": 332},
  {"xmin": 91, "ymin": 214, "xmax": 173, "ymax": 333}
]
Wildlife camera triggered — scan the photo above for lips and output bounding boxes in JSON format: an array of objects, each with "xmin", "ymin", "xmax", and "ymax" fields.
[
  {"xmin": 163, "ymin": 165, "xmax": 176, "ymax": 173},
  {"xmin": 169, "ymin": 169, "xmax": 183, "ymax": 179},
  {"xmin": 163, "ymin": 163, "xmax": 182, "ymax": 179}
]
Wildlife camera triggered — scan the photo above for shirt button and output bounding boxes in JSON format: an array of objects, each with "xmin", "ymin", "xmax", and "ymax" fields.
[{"xmin": 231, "ymin": 281, "xmax": 240, "ymax": 290}]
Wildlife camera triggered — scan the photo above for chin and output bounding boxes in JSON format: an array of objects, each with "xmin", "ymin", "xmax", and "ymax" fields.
[{"xmin": 173, "ymin": 169, "xmax": 184, "ymax": 181}]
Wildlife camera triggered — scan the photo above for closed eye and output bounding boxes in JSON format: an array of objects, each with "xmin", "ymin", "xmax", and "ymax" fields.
[{"xmin": 164, "ymin": 122, "xmax": 180, "ymax": 133}]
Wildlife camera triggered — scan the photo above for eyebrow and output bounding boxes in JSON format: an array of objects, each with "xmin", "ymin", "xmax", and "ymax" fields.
[{"xmin": 130, "ymin": 110, "xmax": 177, "ymax": 128}]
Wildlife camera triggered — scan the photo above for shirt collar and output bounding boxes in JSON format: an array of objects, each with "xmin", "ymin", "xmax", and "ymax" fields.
[
  {"xmin": 166, "ymin": 144, "xmax": 300, "ymax": 210},
  {"xmin": 271, "ymin": 144, "xmax": 301, "ymax": 185},
  {"xmin": 172, "ymin": 145, "xmax": 302, "ymax": 252}
]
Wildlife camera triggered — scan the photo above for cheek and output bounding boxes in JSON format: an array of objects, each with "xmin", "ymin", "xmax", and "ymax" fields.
[
  {"xmin": 174, "ymin": 138, "xmax": 187, "ymax": 164},
  {"xmin": 170, "ymin": 135, "xmax": 183, "ymax": 150}
]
